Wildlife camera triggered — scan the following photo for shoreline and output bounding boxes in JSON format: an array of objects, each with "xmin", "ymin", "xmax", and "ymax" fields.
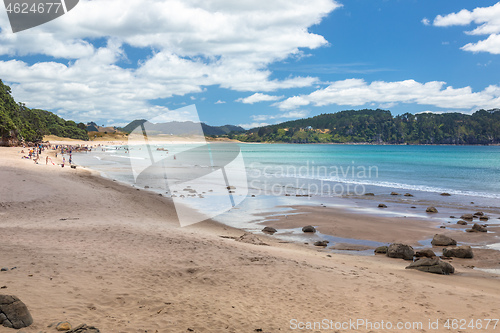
[{"xmin": 2, "ymin": 146, "xmax": 500, "ymax": 332}]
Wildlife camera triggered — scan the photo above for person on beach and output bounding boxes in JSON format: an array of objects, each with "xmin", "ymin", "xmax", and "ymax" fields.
[
  {"xmin": 62, "ymin": 157, "xmax": 66, "ymax": 167},
  {"xmin": 46, "ymin": 156, "xmax": 49, "ymax": 165}
]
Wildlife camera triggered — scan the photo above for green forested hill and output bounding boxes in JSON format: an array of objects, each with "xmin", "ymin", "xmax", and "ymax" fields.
[
  {"xmin": 0, "ymin": 79, "xmax": 88, "ymax": 145},
  {"xmin": 234, "ymin": 109, "xmax": 500, "ymax": 144}
]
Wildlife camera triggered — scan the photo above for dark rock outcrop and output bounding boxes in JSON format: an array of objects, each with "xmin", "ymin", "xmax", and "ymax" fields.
[
  {"xmin": 415, "ymin": 249, "xmax": 436, "ymax": 258},
  {"xmin": 443, "ymin": 246, "xmax": 474, "ymax": 259},
  {"xmin": 405, "ymin": 258, "xmax": 455, "ymax": 275},
  {"xmin": 386, "ymin": 243, "xmax": 414, "ymax": 260},
  {"xmin": 0, "ymin": 295, "xmax": 33, "ymax": 329},
  {"xmin": 431, "ymin": 234, "xmax": 457, "ymax": 246}
]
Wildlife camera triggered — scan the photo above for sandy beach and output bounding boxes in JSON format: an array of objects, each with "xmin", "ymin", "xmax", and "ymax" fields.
[{"xmin": 2, "ymin": 145, "xmax": 500, "ymax": 333}]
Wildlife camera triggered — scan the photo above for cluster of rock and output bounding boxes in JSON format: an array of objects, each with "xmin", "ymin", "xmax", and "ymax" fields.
[{"xmin": 375, "ymin": 233, "xmax": 475, "ymax": 275}]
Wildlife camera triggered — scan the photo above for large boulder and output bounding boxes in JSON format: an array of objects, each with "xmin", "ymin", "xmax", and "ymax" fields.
[
  {"xmin": 0, "ymin": 295, "xmax": 33, "ymax": 329},
  {"xmin": 302, "ymin": 225, "xmax": 316, "ymax": 233},
  {"xmin": 443, "ymin": 246, "xmax": 474, "ymax": 259},
  {"xmin": 431, "ymin": 234, "xmax": 457, "ymax": 246},
  {"xmin": 426, "ymin": 206, "xmax": 438, "ymax": 213},
  {"xmin": 405, "ymin": 258, "xmax": 455, "ymax": 275},
  {"xmin": 386, "ymin": 243, "xmax": 414, "ymax": 260}
]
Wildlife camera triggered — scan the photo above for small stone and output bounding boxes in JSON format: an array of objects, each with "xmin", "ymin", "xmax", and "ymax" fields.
[
  {"xmin": 470, "ymin": 223, "xmax": 487, "ymax": 232},
  {"xmin": 313, "ymin": 240, "xmax": 329, "ymax": 247},
  {"xmin": 426, "ymin": 206, "xmax": 438, "ymax": 213},
  {"xmin": 390, "ymin": 192, "xmax": 399, "ymax": 195},
  {"xmin": 301, "ymin": 225, "xmax": 316, "ymax": 233},
  {"xmin": 374, "ymin": 246, "xmax": 388, "ymax": 254},
  {"xmin": 461, "ymin": 214, "xmax": 474, "ymax": 220},
  {"xmin": 415, "ymin": 249, "xmax": 436, "ymax": 258},
  {"xmin": 479, "ymin": 216, "xmax": 489, "ymax": 221},
  {"xmin": 364, "ymin": 193, "xmax": 375, "ymax": 196},
  {"xmin": 410, "ymin": 206, "xmax": 417, "ymax": 208},
  {"xmin": 0, "ymin": 268, "xmax": 8, "ymax": 271},
  {"xmin": 404, "ymin": 193, "xmax": 413, "ymax": 197},
  {"xmin": 457, "ymin": 220, "xmax": 467, "ymax": 225},
  {"xmin": 378, "ymin": 203, "xmax": 387, "ymax": 208},
  {"xmin": 440, "ymin": 193, "xmax": 451, "ymax": 196},
  {"xmin": 56, "ymin": 322, "xmax": 72, "ymax": 331},
  {"xmin": 262, "ymin": 226, "xmax": 277, "ymax": 234},
  {"xmin": 474, "ymin": 211, "xmax": 484, "ymax": 216}
]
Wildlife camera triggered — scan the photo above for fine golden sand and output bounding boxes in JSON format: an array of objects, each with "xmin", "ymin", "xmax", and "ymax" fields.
[{"xmin": 1, "ymin": 146, "xmax": 500, "ymax": 333}]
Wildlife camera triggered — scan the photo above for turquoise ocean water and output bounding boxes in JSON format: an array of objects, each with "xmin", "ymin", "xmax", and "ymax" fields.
[{"xmin": 74, "ymin": 143, "xmax": 500, "ymax": 206}]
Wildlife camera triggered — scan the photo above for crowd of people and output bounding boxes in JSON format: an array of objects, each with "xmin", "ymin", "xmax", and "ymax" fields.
[{"xmin": 21, "ymin": 142, "xmax": 99, "ymax": 168}]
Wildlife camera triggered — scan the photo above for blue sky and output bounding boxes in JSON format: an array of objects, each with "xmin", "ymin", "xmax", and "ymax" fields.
[{"xmin": 0, "ymin": 0, "xmax": 499, "ymax": 128}]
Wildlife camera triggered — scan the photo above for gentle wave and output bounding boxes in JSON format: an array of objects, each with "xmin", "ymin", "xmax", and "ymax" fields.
[{"xmin": 266, "ymin": 173, "xmax": 500, "ymax": 199}]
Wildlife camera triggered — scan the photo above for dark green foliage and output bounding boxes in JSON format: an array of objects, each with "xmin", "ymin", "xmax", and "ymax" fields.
[
  {"xmin": 0, "ymin": 79, "xmax": 88, "ymax": 143},
  {"xmin": 235, "ymin": 109, "xmax": 500, "ymax": 144}
]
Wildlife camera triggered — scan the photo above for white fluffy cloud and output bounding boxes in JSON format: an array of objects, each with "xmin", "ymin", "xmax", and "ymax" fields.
[
  {"xmin": 276, "ymin": 79, "xmax": 500, "ymax": 111},
  {"xmin": 236, "ymin": 93, "xmax": 284, "ymax": 104},
  {"xmin": 433, "ymin": 2, "xmax": 500, "ymax": 54},
  {"xmin": 251, "ymin": 110, "xmax": 309, "ymax": 121},
  {"xmin": 238, "ymin": 122, "xmax": 270, "ymax": 129},
  {"xmin": 0, "ymin": 0, "xmax": 340, "ymax": 122}
]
